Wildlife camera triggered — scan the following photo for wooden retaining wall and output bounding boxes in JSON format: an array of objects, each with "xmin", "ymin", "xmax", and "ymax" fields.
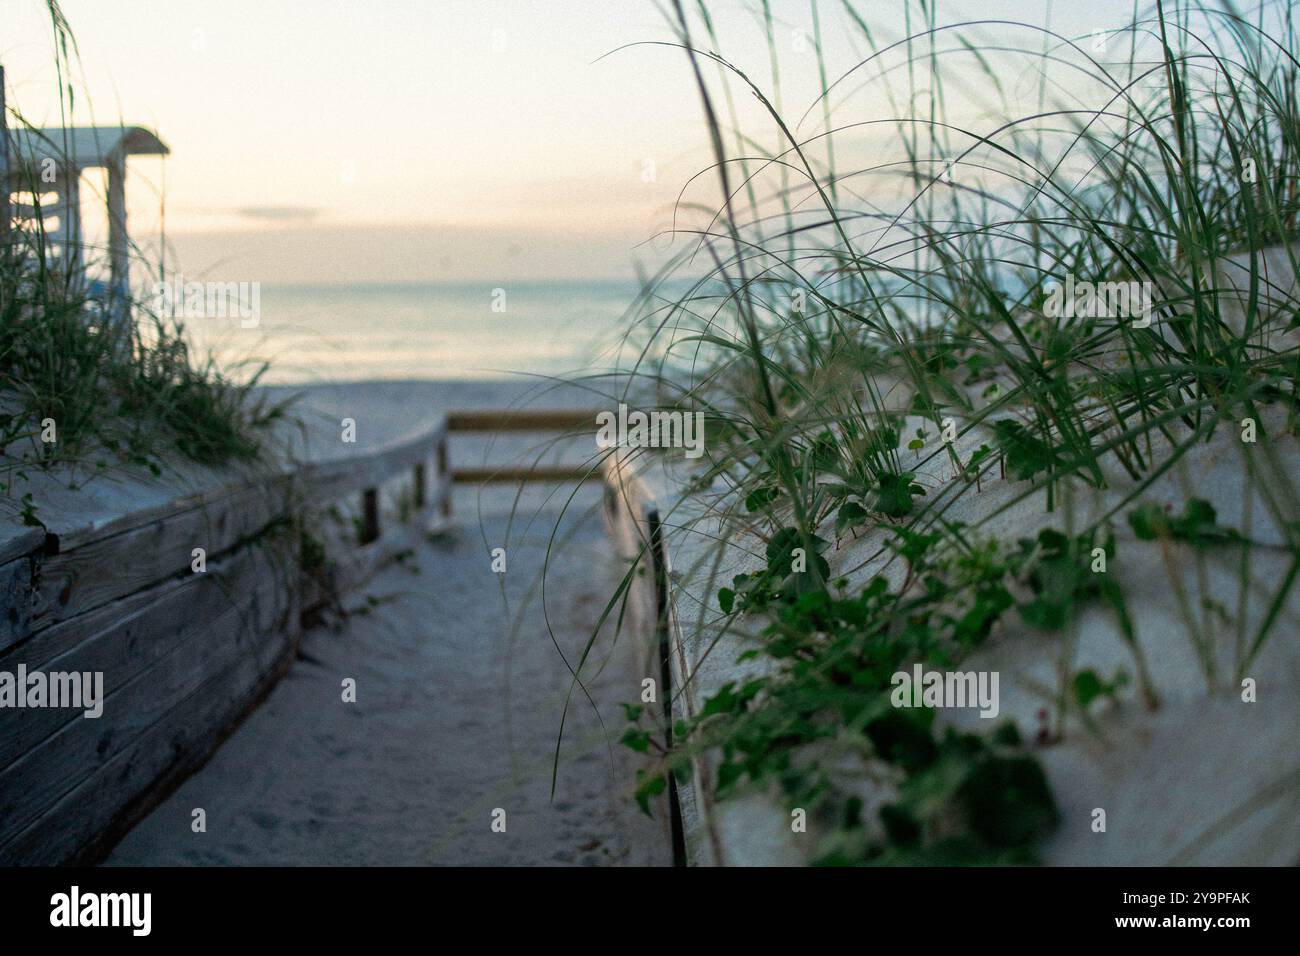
[
  {"xmin": 600, "ymin": 454, "xmax": 690, "ymax": 866},
  {"xmin": 0, "ymin": 417, "xmax": 453, "ymax": 865},
  {"xmin": 0, "ymin": 407, "xmax": 612, "ymax": 865}
]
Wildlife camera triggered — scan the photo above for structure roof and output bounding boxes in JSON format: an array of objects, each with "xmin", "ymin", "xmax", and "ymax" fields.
[{"xmin": 5, "ymin": 125, "xmax": 168, "ymax": 172}]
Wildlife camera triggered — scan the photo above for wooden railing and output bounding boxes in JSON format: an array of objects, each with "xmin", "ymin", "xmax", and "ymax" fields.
[
  {"xmin": 444, "ymin": 409, "xmax": 601, "ymax": 487},
  {"xmin": 0, "ymin": 405, "xmax": 602, "ymax": 864},
  {"xmin": 305, "ymin": 407, "xmax": 601, "ymax": 552},
  {"xmin": 303, "ymin": 417, "xmax": 450, "ymax": 546}
]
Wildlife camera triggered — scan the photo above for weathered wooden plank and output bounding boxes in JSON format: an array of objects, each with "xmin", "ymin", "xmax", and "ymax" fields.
[
  {"xmin": 0, "ymin": 542, "xmax": 290, "ymax": 771},
  {"xmin": 451, "ymin": 466, "xmax": 602, "ymax": 484},
  {"xmin": 43, "ymin": 469, "xmax": 291, "ymax": 556},
  {"xmin": 27, "ymin": 416, "xmax": 443, "ymax": 559},
  {"xmin": 0, "ymin": 606, "xmax": 297, "ymax": 866},
  {"xmin": 19, "ymin": 419, "xmax": 443, "ymax": 638},
  {"xmin": 0, "ymin": 525, "xmax": 44, "ymax": 567},
  {"xmin": 301, "ymin": 498, "xmax": 448, "ymax": 613},
  {"xmin": 446, "ymin": 409, "xmax": 595, "ymax": 432},
  {"xmin": 11, "ymin": 410, "xmax": 453, "ymax": 567},
  {"xmin": 27, "ymin": 479, "xmax": 292, "ymax": 634},
  {"xmin": 0, "ymin": 556, "xmax": 32, "ymax": 654},
  {"xmin": 0, "ymin": 540, "xmax": 294, "ymax": 846},
  {"xmin": 435, "ymin": 474, "xmax": 452, "ymax": 518},
  {"xmin": 1, "ymin": 536, "xmax": 252, "ymax": 673}
]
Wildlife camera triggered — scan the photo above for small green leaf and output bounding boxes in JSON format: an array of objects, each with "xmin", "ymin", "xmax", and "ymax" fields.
[
  {"xmin": 1073, "ymin": 669, "xmax": 1104, "ymax": 710},
  {"xmin": 634, "ymin": 770, "xmax": 667, "ymax": 815},
  {"xmin": 744, "ymin": 485, "xmax": 781, "ymax": 513},
  {"xmin": 993, "ymin": 420, "xmax": 1057, "ymax": 481},
  {"xmin": 620, "ymin": 702, "xmax": 644, "ymax": 722},
  {"xmin": 835, "ymin": 501, "xmax": 869, "ymax": 533},
  {"xmin": 874, "ymin": 472, "xmax": 924, "ymax": 518},
  {"xmin": 621, "ymin": 728, "xmax": 652, "ymax": 753},
  {"xmin": 1128, "ymin": 498, "xmax": 1238, "ymax": 546}
]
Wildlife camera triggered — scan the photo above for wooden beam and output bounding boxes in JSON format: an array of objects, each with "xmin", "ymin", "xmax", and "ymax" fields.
[
  {"xmin": 436, "ymin": 435, "xmax": 450, "ymax": 518},
  {"xmin": 445, "ymin": 409, "xmax": 596, "ymax": 432},
  {"xmin": 0, "ymin": 527, "xmax": 45, "ymax": 567},
  {"xmin": 413, "ymin": 462, "xmax": 427, "ymax": 509},
  {"xmin": 61, "ymin": 174, "xmax": 81, "ymax": 275},
  {"xmin": 360, "ymin": 488, "xmax": 379, "ymax": 545},
  {"xmin": 0, "ymin": 65, "xmax": 9, "ymax": 241},
  {"xmin": 106, "ymin": 155, "xmax": 127, "ymax": 306},
  {"xmin": 27, "ymin": 479, "xmax": 291, "ymax": 636},
  {"xmin": 451, "ymin": 466, "xmax": 601, "ymax": 484}
]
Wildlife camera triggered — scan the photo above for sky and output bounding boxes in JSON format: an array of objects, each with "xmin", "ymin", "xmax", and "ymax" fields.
[{"xmin": 1, "ymin": 0, "xmax": 1156, "ymax": 284}]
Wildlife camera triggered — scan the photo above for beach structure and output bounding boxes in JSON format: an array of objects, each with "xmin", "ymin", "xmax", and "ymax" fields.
[{"xmin": 0, "ymin": 68, "xmax": 168, "ymax": 309}]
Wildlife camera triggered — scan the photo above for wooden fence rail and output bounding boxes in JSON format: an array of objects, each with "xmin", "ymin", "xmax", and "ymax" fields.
[
  {"xmin": 309, "ymin": 408, "xmax": 599, "ymax": 550},
  {"xmin": 442, "ymin": 409, "xmax": 601, "ymax": 488}
]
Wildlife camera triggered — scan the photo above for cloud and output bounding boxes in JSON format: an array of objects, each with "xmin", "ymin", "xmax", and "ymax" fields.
[{"xmin": 234, "ymin": 205, "xmax": 322, "ymax": 224}]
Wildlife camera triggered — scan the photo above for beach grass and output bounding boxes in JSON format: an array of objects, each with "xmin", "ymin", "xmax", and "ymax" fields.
[
  {"xmin": 595, "ymin": 0, "xmax": 1300, "ymax": 863},
  {"xmin": 1, "ymin": 1, "xmax": 284, "ymax": 508}
]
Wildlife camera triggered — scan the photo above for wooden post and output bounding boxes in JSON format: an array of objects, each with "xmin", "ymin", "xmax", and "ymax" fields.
[
  {"xmin": 59, "ymin": 174, "xmax": 81, "ymax": 275},
  {"xmin": 360, "ymin": 488, "xmax": 379, "ymax": 545},
  {"xmin": 413, "ymin": 462, "xmax": 427, "ymax": 510},
  {"xmin": 0, "ymin": 65, "xmax": 9, "ymax": 243},
  {"xmin": 436, "ymin": 436, "xmax": 451, "ymax": 518},
  {"xmin": 645, "ymin": 505, "xmax": 688, "ymax": 866},
  {"xmin": 106, "ymin": 153, "xmax": 128, "ymax": 321}
]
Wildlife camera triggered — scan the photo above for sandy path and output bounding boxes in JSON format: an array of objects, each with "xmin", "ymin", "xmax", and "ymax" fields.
[{"xmin": 105, "ymin": 487, "xmax": 670, "ymax": 866}]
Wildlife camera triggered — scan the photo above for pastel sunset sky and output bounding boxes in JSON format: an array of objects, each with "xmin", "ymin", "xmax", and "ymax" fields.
[{"xmin": 3, "ymin": 0, "xmax": 1144, "ymax": 283}]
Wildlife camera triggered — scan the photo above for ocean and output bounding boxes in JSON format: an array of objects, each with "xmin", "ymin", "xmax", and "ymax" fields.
[{"xmin": 182, "ymin": 279, "xmax": 643, "ymax": 384}]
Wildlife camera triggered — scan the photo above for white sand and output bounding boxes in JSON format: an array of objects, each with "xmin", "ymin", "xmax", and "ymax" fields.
[{"xmin": 106, "ymin": 483, "xmax": 670, "ymax": 865}]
